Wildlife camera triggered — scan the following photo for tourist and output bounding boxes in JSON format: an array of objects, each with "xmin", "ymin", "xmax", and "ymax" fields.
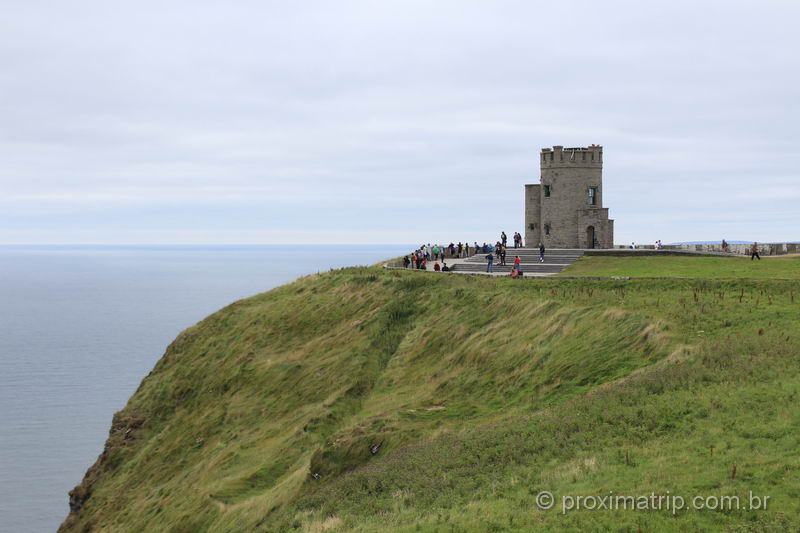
[
  {"xmin": 403, "ymin": 255, "xmax": 410, "ymax": 269},
  {"xmin": 630, "ymin": 242, "xmax": 635, "ymax": 249},
  {"xmin": 434, "ymin": 262, "xmax": 441, "ymax": 272},
  {"xmin": 510, "ymin": 267, "xmax": 518, "ymax": 279},
  {"xmin": 486, "ymin": 252, "xmax": 494, "ymax": 273},
  {"xmin": 722, "ymin": 239, "xmax": 729, "ymax": 253},
  {"xmin": 500, "ymin": 244, "xmax": 507, "ymax": 266},
  {"xmin": 415, "ymin": 253, "xmax": 422, "ymax": 270},
  {"xmin": 442, "ymin": 262, "xmax": 450, "ymax": 272},
  {"xmin": 514, "ymin": 255, "xmax": 521, "ymax": 271},
  {"xmin": 750, "ymin": 242, "xmax": 761, "ymax": 260},
  {"xmin": 457, "ymin": 242, "xmax": 463, "ymax": 258},
  {"xmin": 501, "ymin": 231, "xmax": 507, "ymax": 247},
  {"xmin": 538, "ymin": 242, "xmax": 545, "ymax": 263}
]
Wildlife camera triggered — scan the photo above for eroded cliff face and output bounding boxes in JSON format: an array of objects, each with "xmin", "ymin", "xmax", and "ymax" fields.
[{"xmin": 60, "ymin": 412, "xmax": 145, "ymax": 532}]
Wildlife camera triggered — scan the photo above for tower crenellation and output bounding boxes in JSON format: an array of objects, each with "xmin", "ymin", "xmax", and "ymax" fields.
[{"xmin": 540, "ymin": 145, "xmax": 602, "ymax": 167}]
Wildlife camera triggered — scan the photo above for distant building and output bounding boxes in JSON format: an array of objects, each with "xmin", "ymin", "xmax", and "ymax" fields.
[{"xmin": 525, "ymin": 145, "xmax": 614, "ymax": 249}]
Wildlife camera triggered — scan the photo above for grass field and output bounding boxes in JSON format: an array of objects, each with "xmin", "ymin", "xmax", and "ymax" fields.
[
  {"xmin": 60, "ymin": 263, "xmax": 800, "ymax": 532},
  {"xmin": 560, "ymin": 254, "xmax": 800, "ymax": 279}
]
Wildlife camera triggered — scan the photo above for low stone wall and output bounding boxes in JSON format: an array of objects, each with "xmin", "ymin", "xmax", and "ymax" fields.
[
  {"xmin": 665, "ymin": 243, "xmax": 797, "ymax": 256},
  {"xmin": 614, "ymin": 243, "xmax": 797, "ymax": 256}
]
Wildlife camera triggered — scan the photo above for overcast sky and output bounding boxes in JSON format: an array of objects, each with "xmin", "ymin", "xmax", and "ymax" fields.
[{"xmin": 2, "ymin": 1, "xmax": 798, "ymax": 245}]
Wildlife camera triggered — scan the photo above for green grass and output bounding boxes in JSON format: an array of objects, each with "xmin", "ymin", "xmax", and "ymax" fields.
[
  {"xmin": 60, "ymin": 266, "xmax": 800, "ymax": 532},
  {"xmin": 559, "ymin": 254, "xmax": 800, "ymax": 278}
]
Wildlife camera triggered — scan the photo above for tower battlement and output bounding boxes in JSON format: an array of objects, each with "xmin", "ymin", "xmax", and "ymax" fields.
[{"xmin": 541, "ymin": 144, "xmax": 602, "ymax": 167}]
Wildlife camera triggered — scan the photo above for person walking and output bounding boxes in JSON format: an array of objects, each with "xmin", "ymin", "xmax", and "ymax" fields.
[
  {"xmin": 750, "ymin": 242, "xmax": 761, "ymax": 260},
  {"xmin": 538, "ymin": 242, "xmax": 545, "ymax": 263},
  {"xmin": 486, "ymin": 252, "xmax": 494, "ymax": 273},
  {"xmin": 403, "ymin": 255, "xmax": 410, "ymax": 269}
]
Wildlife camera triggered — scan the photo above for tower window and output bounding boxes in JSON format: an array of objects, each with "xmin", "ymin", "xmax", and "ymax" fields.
[
  {"xmin": 544, "ymin": 223, "xmax": 551, "ymax": 236},
  {"xmin": 588, "ymin": 187, "xmax": 597, "ymax": 206},
  {"xmin": 544, "ymin": 184, "xmax": 551, "ymax": 198}
]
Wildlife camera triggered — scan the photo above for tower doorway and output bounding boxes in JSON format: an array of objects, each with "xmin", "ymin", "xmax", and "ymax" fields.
[{"xmin": 586, "ymin": 226, "xmax": 595, "ymax": 249}]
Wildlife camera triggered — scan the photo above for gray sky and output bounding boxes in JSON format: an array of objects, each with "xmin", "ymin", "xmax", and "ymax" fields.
[{"xmin": 2, "ymin": 0, "xmax": 798, "ymax": 244}]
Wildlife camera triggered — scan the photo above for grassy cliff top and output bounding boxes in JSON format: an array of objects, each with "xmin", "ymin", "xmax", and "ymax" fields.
[
  {"xmin": 61, "ymin": 264, "xmax": 800, "ymax": 532},
  {"xmin": 559, "ymin": 253, "xmax": 800, "ymax": 278}
]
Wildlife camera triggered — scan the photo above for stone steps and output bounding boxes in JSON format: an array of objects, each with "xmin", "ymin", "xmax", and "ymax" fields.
[{"xmin": 451, "ymin": 248, "xmax": 584, "ymax": 275}]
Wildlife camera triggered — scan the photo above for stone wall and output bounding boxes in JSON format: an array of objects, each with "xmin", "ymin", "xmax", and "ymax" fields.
[
  {"xmin": 578, "ymin": 208, "xmax": 613, "ymax": 248},
  {"xmin": 665, "ymin": 243, "xmax": 798, "ymax": 256},
  {"xmin": 524, "ymin": 183, "xmax": 541, "ymax": 246},
  {"xmin": 613, "ymin": 243, "xmax": 797, "ymax": 255}
]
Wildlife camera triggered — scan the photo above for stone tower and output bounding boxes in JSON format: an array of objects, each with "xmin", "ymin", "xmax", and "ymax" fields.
[{"xmin": 524, "ymin": 145, "xmax": 614, "ymax": 249}]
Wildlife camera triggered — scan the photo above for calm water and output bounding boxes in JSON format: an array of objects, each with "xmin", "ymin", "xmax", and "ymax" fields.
[{"xmin": 0, "ymin": 245, "xmax": 409, "ymax": 533}]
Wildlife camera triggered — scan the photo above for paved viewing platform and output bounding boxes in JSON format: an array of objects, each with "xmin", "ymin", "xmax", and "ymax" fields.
[
  {"xmin": 450, "ymin": 248, "xmax": 583, "ymax": 276},
  {"xmin": 385, "ymin": 248, "xmax": 584, "ymax": 277}
]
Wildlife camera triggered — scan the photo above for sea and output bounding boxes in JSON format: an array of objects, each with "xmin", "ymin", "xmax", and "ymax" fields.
[{"xmin": 0, "ymin": 244, "xmax": 411, "ymax": 533}]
